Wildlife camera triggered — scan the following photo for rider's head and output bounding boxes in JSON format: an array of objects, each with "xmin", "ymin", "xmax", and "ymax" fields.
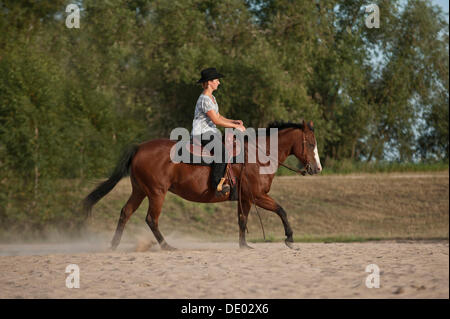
[
  {"xmin": 197, "ymin": 68, "xmax": 224, "ymax": 91},
  {"xmin": 202, "ymin": 79, "xmax": 220, "ymax": 90}
]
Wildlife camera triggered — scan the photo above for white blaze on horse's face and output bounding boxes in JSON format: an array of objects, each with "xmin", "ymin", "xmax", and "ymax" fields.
[{"xmin": 313, "ymin": 140, "xmax": 322, "ymax": 172}]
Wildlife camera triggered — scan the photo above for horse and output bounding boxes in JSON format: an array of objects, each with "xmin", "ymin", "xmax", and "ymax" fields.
[{"xmin": 82, "ymin": 120, "xmax": 322, "ymax": 250}]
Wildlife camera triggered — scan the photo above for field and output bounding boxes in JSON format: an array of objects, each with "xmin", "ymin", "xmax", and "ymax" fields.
[
  {"xmin": 86, "ymin": 170, "xmax": 449, "ymax": 243},
  {"xmin": 0, "ymin": 171, "xmax": 448, "ymax": 299}
]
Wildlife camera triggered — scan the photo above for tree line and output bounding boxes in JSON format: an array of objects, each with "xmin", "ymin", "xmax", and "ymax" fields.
[{"xmin": 0, "ymin": 0, "xmax": 448, "ymax": 234}]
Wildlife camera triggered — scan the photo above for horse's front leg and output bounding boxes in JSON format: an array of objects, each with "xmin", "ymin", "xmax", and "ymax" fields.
[
  {"xmin": 255, "ymin": 194, "xmax": 295, "ymax": 249},
  {"xmin": 237, "ymin": 199, "xmax": 252, "ymax": 249},
  {"xmin": 276, "ymin": 206, "xmax": 295, "ymax": 249}
]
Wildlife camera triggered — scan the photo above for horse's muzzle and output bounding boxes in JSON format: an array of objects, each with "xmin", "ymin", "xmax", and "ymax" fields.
[{"xmin": 306, "ymin": 163, "xmax": 321, "ymax": 175}]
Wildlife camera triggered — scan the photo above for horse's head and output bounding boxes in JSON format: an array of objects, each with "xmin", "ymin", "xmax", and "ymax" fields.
[{"xmin": 293, "ymin": 120, "xmax": 322, "ymax": 175}]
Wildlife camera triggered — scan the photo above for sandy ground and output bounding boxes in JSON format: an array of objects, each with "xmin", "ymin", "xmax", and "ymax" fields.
[{"xmin": 0, "ymin": 239, "xmax": 448, "ymax": 299}]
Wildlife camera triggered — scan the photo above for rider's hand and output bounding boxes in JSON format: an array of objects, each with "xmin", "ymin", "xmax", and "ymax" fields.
[{"xmin": 236, "ymin": 124, "xmax": 246, "ymax": 132}]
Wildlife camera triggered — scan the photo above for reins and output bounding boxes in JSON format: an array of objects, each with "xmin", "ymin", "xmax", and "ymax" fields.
[
  {"xmin": 278, "ymin": 130, "xmax": 310, "ymax": 175},
  {"xmin": 278, "ymin": 162, "xmax": 307, "ymax": 175}
]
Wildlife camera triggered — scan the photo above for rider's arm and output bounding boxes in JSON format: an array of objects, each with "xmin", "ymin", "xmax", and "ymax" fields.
[
  {"xmin": 218, "ymin": 113, "xmax": 243, "ymax": 126},
  {"xmin": 206, "ymin": 110, "xmax": 240, "ymax": 128}
]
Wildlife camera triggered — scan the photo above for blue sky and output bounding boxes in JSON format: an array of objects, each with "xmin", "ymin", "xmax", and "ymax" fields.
[
  {"xmin": 432, "ymin": 0, "xmax": 449, "ymax": 20},
  {"xmin": 432, "ymin": 0, "xmax": 449, "ymax": 12}
]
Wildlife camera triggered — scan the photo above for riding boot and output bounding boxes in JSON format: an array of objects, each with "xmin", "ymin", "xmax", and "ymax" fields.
[{"xmin": 212, "ymin": 162, "xmax": 229, "ymax": 196}]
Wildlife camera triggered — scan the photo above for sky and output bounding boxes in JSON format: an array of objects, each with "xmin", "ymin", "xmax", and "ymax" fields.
[
  {"xmin": 432, "ymin": 0, "xmax": 449, "ymax": 21},
  {"xmin": 433, "ymin": 0, "xmax": 449, "ymax": 12}
]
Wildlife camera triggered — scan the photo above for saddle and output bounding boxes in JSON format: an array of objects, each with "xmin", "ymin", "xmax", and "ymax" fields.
[
  {"xmin": 172, "ymin": 132, "xmax": 242, "ymax": 200},
  {"xmin": 186, "ymin": 132, "xmax": 242, "ymax": 160}
]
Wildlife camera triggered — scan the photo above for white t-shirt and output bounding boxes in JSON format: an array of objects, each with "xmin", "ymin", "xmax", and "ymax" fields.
[{"xmin": 191, "ymin": 94, "xmax": 219, "ymax": 136}]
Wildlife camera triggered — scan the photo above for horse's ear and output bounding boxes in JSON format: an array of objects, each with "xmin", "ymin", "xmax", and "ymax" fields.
[{"xmin": 301, "ymin": 119, "xmax": 306, "ymax": 130}]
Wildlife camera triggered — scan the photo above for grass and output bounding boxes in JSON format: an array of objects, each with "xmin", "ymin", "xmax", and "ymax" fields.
[
  {"xmin": 1, "ymin": 167, "xmax": 448, "ymax": 244},
  {"xmin": 81, "ymin": 170, "xmax": 449, "ymax": 244},
  {"xmin": 276, "ymin": 157, "xmax": 449, "ymax": 176}
]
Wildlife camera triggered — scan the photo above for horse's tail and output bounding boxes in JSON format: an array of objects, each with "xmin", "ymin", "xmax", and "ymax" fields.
[{"xmin": 82, "ymin": 144, "xmax": 140, "ymax": 218}]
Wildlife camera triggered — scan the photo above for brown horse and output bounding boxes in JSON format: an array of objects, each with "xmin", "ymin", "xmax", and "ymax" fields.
[{"xmin": 82, "ymin": 120, "xmax": 322, "ymax": 250}]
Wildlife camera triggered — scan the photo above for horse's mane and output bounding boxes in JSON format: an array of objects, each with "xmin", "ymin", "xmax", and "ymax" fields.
[
  {"xmin": 265, "ymin": 120, "xmax": 314, "ymax": 134},
  {"xmin": 267, "ymin": 121, "xmax": 305, "ymax": 132},
  {"xmin": 247, "ymin": 121, "xmax": 310, "ymax": 137}
]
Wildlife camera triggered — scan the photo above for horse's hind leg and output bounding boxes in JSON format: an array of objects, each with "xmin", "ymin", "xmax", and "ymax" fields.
[
  {"xmin": 145, "ymin": 192, "xmax": 175, "ymax": 251},
  {"xmin": 111, "ymin": 186, "xmax": 145, "ymax": 250}
]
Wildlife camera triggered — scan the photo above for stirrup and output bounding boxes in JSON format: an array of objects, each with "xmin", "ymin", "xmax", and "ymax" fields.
[
  {"xmin": 217, "ymin": 177, "xmax": 226, "ymax": 191},
  {"xmin": 216, "ymin": 178, "xmax": 230, "ymax": 196}
]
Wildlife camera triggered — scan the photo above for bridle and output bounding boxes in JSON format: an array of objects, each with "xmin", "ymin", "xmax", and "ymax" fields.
[
  {"xmin": 235, "ymin": 129, "xmax": 313, "ymax": 176},
  {"xmin": 278, "ymin": 131, "xmax": 311, "ymax": 176}
]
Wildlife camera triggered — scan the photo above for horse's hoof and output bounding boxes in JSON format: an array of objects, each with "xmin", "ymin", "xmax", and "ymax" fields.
[
  {"xmin": 285, "ymin": 240, "xmax": 298, "ymax": 250},
  {"xmin": 161, "ymin": 243, "xmax": 177, "ymax": 251},
  {"xmin": 239, "ymin": 243, "xmax": 254, "ymax": 249}
]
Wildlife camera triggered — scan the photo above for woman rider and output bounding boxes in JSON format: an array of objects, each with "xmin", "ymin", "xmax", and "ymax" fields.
[{"xmin": 191, "ymin": 68, "xmax": 246, "ymax": 196}]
